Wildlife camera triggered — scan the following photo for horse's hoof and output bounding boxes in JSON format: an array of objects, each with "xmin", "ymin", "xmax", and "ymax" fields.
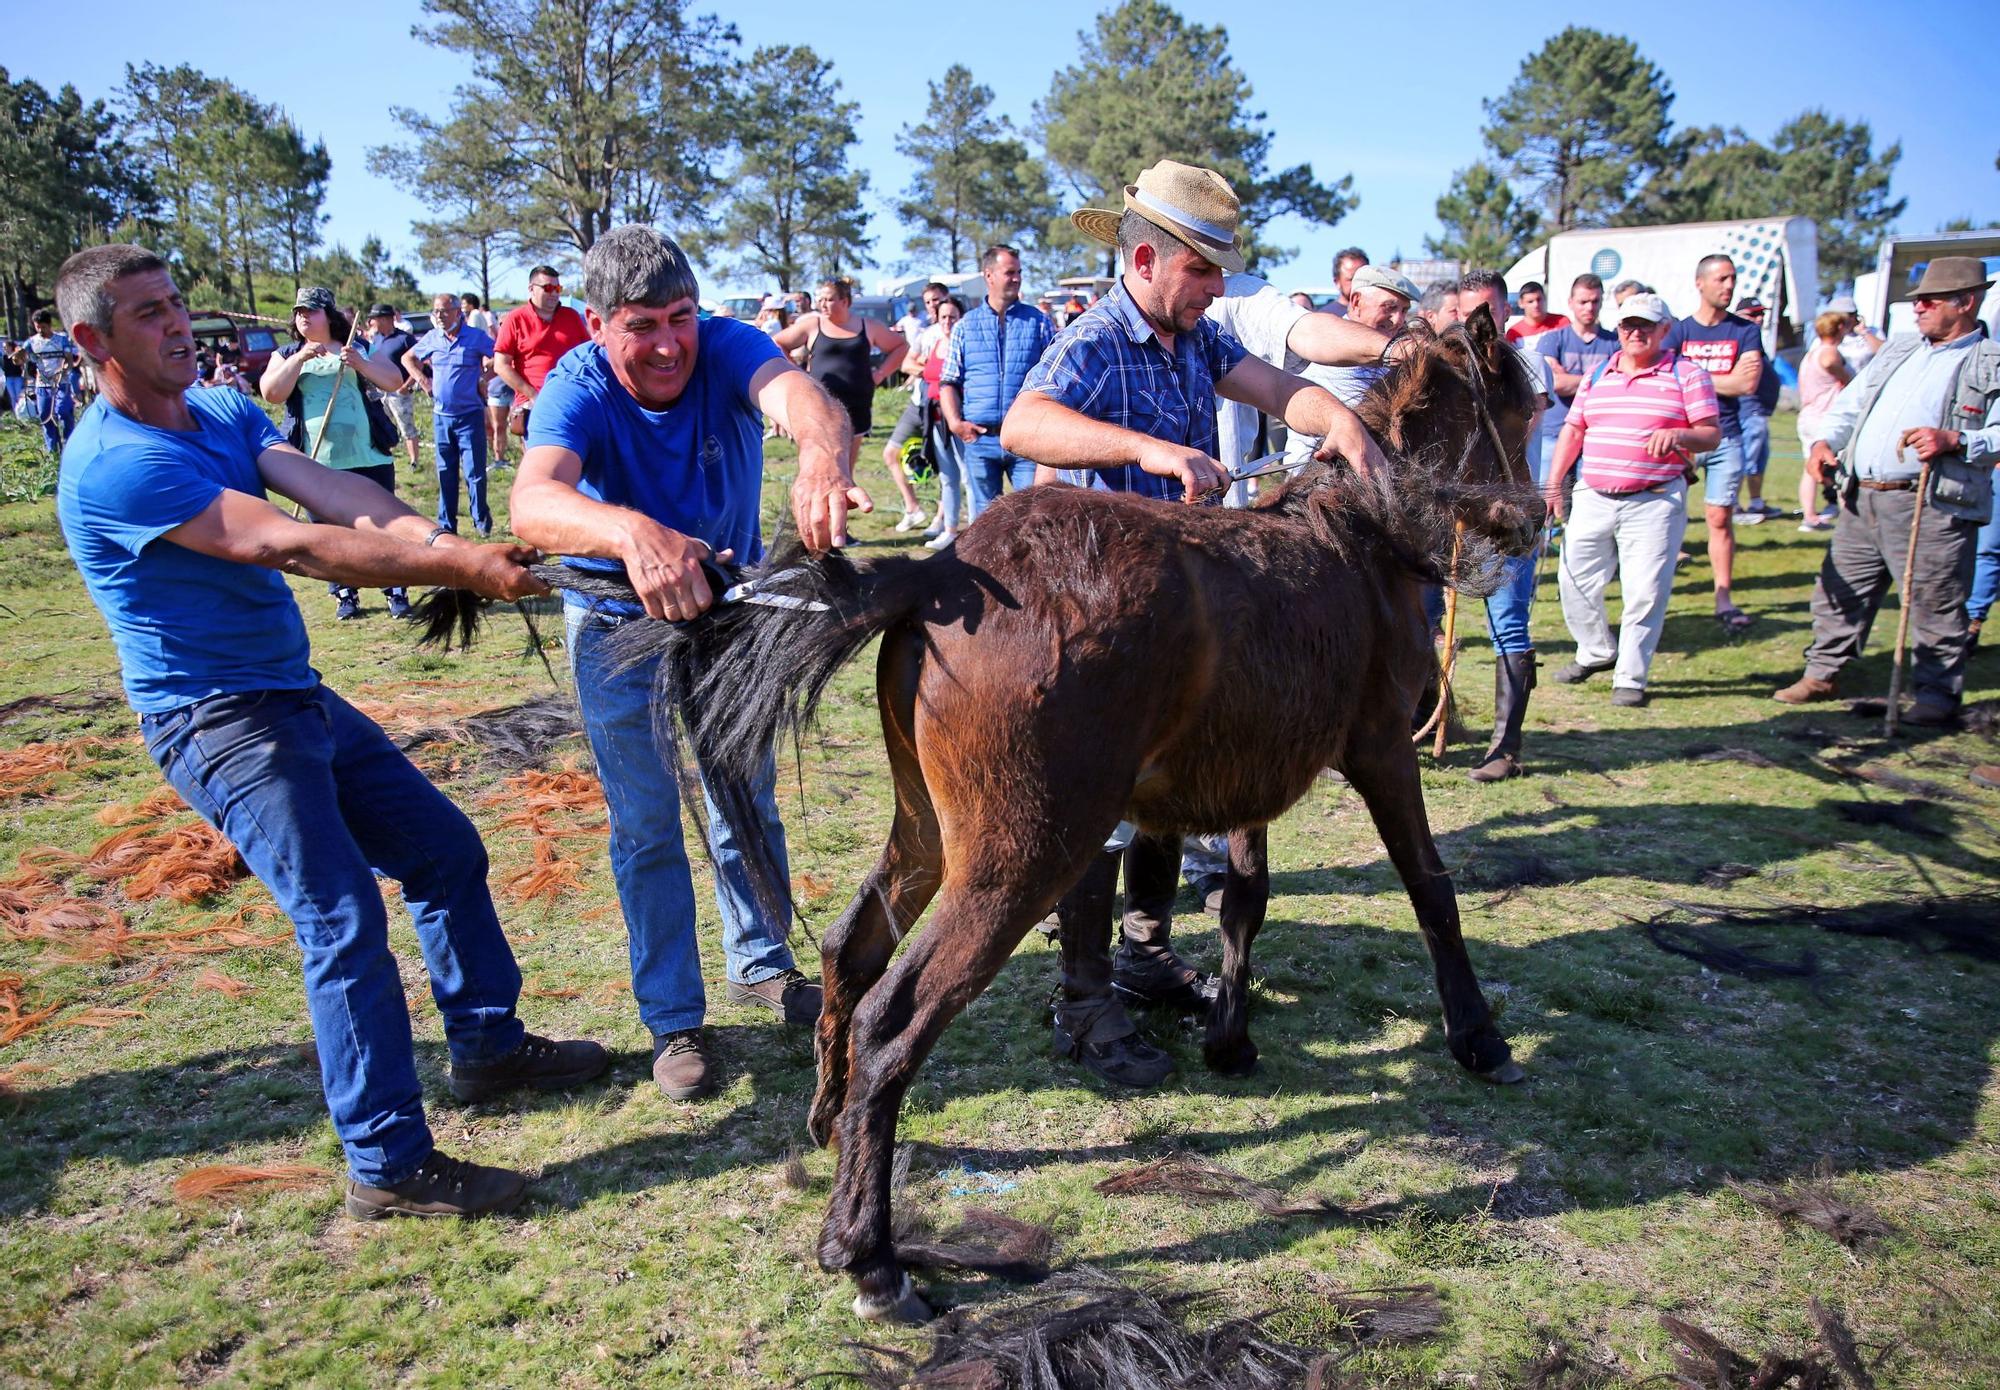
[
  {"xmin": 1477, "ymin": 1059, "xmax": 1526, "ymax": 1085},
  {"xmin": 1203, "ymin": 1039, "xmax": 1259, "ymax": 1077},
  {"xmin": 853, "ymin": 1272, "xmax": 932, "ymax": 1324}
]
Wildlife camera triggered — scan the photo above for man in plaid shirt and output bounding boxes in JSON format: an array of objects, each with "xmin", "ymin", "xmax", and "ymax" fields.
[{"xmin": 999, "ymin": 159, "xmax": 1384, "ymax": 1089}]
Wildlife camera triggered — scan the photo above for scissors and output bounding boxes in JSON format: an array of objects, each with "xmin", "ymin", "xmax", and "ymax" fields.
[{"xmin": 703, "ymin": 560, "xmax": 831, "ymax": 613}]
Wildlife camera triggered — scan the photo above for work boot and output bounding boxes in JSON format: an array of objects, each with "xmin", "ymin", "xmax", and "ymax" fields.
[
  {"xmin": 1112, "ymin": 833, "xmax": 1216, "ymax": 1012},
  {"xmin": 1772, "ymin": 674, "xmax": 1838, "ymax": 705},
  {"xmin": 1469, "ymin": 651, "xmax": 1535, "ymax": 783},
  {"xmin": 1901, "ymin": 694, "xmax": 1959, "ymax": 727},
  {"xmin": 448, "ymin": 1031, "xmax": 611, "ymax": 1103},
  {"xmin": 725, "ymin": 968, "xmax": 822, "ymax": 1025},
  {"xmin": 1051, "ymin": 849, "xmax": 1172, "ymax": 1089},
  {"xmin": 345, "ymin": 1149, "xmax": 527, "ymax": 1220},
  {"xmin": 652, "ymin": 1029, "xmax": 715, "ymax": 1100}
]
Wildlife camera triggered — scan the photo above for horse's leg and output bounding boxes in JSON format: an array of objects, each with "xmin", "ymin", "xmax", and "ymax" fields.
[
  {"xmin": 1343, "ymin": 733, "xmax": 1522, "ymax": 1083},
  {"xmin": 1203, "ymin": 825, "xmax": 1269, "ymax": 1076},
  {"xmin": 811, "ymin": 628, "xmax": 939, "ymax": 1149},
  {"xmin": 821, "ymin": 870, "xmax": 1084, "ymax": 1322}
]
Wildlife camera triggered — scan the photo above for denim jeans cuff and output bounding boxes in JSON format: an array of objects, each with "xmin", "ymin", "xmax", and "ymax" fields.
[
  {"xmin": 444, "ymin": 1016, "xmax": 527, "ymax": 1067},
  {"xmin": 728, "ymin": 960, "xmax": 797, "ymax": 987},
  {"xmin": 644, "ymin": 1007, "xmax": 706, "ymax": 1038}
]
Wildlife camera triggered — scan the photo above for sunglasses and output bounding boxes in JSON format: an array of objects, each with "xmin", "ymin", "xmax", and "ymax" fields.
[
  {"xmin": 1616, "ymin": 321, "xmax": 1659, "ymax": 334},
  {"xmin": 531, "ymin": 281, "xmax": 563, "ymax": 292}
]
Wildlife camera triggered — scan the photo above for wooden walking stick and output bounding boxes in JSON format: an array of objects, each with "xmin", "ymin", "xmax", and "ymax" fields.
[
  {"xmin": 288, "ymin": 300, "xmax": 370, "ymax": 519},
  {"xmin": 1882, "ymin": 450, "xmax": 1933, "ymax": 738}
]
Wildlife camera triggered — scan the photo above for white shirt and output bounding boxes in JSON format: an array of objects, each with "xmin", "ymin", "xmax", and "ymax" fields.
[
  {"xmin": 463, "ymin": 308, "xmax": 496, "ymax": 333},
  {"xmin": 1204, "ymin": 273, "xmax": 1307, "ymax": 488},
  {"xmin": 1809, "ymin": 329, "xmax": 2000, "ymax": 480}
]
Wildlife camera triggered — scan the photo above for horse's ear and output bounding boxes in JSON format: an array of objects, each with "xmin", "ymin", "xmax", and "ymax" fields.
[{"xmin": 1463, "ymin": 302, "xmax": 1499, "ymax": 353}]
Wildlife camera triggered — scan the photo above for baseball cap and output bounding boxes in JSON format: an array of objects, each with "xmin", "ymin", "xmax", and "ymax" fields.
[
  {"xmin": 1825, "ymin": 295, "xmax": 1859, "ymax": 315},
  {"xmin": 368, "ymin": 302, "xmax": 397, "ymax": 317},
  {"xmin": 1733, "ymin": 297, "xmax": 1766, "ymax": 314},
  {"xmin": 294, "ymin": 286, "xmax": 337, "ymax": 313},
  {"xmin": 1617, "ymin": 293, "xmax": 1671, "ymax": 324}
]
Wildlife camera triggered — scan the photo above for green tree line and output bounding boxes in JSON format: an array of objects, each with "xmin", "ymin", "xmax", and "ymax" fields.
[{"xmin": 1427, "ymin": 26, "xmax": 1906, "ymax": 291}]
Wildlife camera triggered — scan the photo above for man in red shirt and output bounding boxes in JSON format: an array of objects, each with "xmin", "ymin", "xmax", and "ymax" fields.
[
  {"xmin": 492, "ymin": 266, "xmax": 590, "ymax": 437},
  {"xmin": 1505, "ymin": 280, "xmax": 1569, "ymax": 344}
]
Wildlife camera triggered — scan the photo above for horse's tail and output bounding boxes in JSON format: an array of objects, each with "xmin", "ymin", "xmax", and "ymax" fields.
[{"xmin": 598, "ymin": 538, "xmax": 938, "ymax": 932}]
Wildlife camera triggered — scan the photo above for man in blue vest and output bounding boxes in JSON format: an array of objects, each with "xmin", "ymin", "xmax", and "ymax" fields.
[{"xmin": 1776, "ymin": 257, "xmax": 2000, "ymax": 724}]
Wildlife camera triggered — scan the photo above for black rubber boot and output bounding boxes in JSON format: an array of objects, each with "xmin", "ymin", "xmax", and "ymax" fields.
[
  {"xmin": 1113, "ymin": 833, "xmax": 1216, "ymax": 1012},
  {"xmin": 1469, "ymin": 651, "xmax": 1536, "ymax": 783}
]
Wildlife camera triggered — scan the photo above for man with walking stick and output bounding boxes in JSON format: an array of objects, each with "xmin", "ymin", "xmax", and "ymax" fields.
[{"xmin": 1774, "ymin": 257, "xmax": 2000, "ymax": 726}]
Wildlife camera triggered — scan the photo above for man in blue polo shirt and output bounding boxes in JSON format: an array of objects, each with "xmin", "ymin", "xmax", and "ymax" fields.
[
  {"xmin": 404, "ymin": 292, "xmax": 496, "ymax": 536},
  {"xmin": 939, "ymin": 245, "xmax": 1053, "ymax": 518},
  {"xmin": 510, "ymin": 225, "xmax": 871, "ymax": 1102},
  {"xmin": 53, "ymin": 244, "xmax": 607, "ymax": 1221},
  {"xmin": 1001, "ymin": 160, "xmax": 1385, "ymax": 1090}
]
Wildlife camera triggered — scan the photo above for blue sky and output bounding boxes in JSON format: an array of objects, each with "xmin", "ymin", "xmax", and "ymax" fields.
[{"xmin": 12, "ymin": 0, "xmax": 1997, "ymax": 300}]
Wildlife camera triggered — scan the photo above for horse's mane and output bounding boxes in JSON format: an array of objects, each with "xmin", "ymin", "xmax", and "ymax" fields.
[{"xmin": 1261, "ymin": 321, "xmax": 1540, "ymax": 596}]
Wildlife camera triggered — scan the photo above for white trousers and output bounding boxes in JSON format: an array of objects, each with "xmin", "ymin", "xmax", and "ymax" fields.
[{"xmin": 1558, "ymin": 480, "xmax": 1690, "ymax": 690}]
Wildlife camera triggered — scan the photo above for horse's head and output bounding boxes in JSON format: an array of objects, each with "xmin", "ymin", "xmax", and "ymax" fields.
[{"xmin": 1425, "ymin": 305, "xmax": 1547, "ymax": 556}]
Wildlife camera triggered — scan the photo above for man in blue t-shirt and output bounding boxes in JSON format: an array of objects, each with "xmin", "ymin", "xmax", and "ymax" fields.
[
  {"xmin": 1663, "ymin": 254, "xmax": 1766, "ymax": 631},
  {"xmin": 404, "ymin": 293, "xmax": 497, "ymax": 535},
  {"xmin": 53, "ymin": 244, "xmax": 609, "ymax": 1221},
  {"xmin": 1731, "ymin": 295, "xmax": 1785, "ymax": 522},
  {"xmin": 510, "ymin": 225, "xmax": 870, "ymax": 1102}
]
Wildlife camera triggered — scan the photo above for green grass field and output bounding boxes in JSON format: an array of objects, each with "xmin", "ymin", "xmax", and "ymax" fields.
[{"xmin": 0, "ymin": 388, "xmax": 1996, "ymax": 1387}]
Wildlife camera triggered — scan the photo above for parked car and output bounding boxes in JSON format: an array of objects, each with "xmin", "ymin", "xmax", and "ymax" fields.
[{"xmin": 188, "ymin": 313, "xmax": 279, "ymax": 384}]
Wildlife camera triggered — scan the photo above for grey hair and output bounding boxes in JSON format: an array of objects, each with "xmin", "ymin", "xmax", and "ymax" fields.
[
  {"xmin": 1116, "ymin": 210, "xmax": 1178, "ymax": 262},
  {"xmin": 1419, "ymin": 283, "xmax": 1456, "ymax": 314},
  {"xmin": 583, "ymin": 225, "xmax": 700, "ymax": 316},
  {"xmin": 55, "ymin": 244, "xmax": 169, "ymax": 337},
  {"xmin": 1611, "ymin": 278, "xmax": 1651, "ymax": 300}
]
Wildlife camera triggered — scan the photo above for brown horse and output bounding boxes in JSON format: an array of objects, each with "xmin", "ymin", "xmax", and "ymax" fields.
[{"xmin": 610, "ymin": 306, "xmax": 1544, "ymax": 1322}]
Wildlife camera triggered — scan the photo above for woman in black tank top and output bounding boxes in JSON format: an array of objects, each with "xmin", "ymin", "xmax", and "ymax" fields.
[{"xmin": 773, "ymin": 278, "xmax": 909, "ymax": 480}]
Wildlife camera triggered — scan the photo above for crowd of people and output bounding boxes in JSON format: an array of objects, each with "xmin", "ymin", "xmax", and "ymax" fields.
[{"xmin": 29, "ymin": 148, "xmax": 2000, "ymax": 1218}]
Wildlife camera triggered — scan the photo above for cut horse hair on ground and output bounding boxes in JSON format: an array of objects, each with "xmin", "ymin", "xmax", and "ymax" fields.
[
  {"xmin": 1094, "ymin": 1153, "xmax": 1348, "ymax": 1219},
  {"xmin": 828, "ymin": 1267, "xmax": 1442, "ymax": 1389},
  {"xmin": 171, "ymin": 1164, "xmax": 332, "ymax": 1203},
  {"xmin": 892, "ymin": 1206, "xmax": 1057, "ymax": 1284},
  {"xmin": 1725, "ymin": 1175, "xmax": 1895, "ymax": 1250}
]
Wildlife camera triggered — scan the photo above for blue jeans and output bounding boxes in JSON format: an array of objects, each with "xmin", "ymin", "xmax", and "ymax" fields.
[
  {"xmin": 962, "ymin": 433, "xmax": 1037, "ymax": 518},
  {"xmin": 1423, "ymin": 544, "xmax": 1541, "ymax": 656},
  {"xmin": 1739, "ymin": 400, "xmax": 1771, "ymax": 481},
  {"xmin": 34, "ymin": 386, "xmax": 74, "ymax": 456},
  {"xmin": 140, "ymin": 685, "xmax": 524, "ymax": 1186},
  {"xmin": 434, "ymin": 407, "xmax": 491, "ymax": 533},
  {"xmin": 566, "ymin": 607, "xmax": 796, "ymax": 1036},
  {"xmin": 933, "ymin": 422, "xmax": 966, "ymax": 532},
  {"xmin": 1970, "ymin": 507, "xmax": 2000, "ymax": 623}
]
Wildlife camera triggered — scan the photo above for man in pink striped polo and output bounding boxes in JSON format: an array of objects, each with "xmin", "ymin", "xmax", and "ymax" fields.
[{"xmin": 1542, "ymin": 294, "xmax": 1722, "ymax": 706}]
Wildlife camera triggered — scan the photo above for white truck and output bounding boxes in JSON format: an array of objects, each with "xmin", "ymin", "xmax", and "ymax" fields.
[
  {"xmin": 1504, "ymin": 216, "xmax": 1819, "ymax": 358},
  {"xmin": 1851, "ymin": 229, "xmax": 2000, "ymax": 338}
]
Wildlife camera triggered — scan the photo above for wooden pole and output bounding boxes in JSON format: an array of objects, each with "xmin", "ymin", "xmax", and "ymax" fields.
[
  {"xmin": 305, "ymin": 302, "xmax": 369, "ymax": 464},
  {"xmin": 1883, "ymin": 455, "xmax": 1933, "ymax": 737},
  {"xmin": 1413, "ymin": 523, "xmax": 1466, "ymax": 752}
]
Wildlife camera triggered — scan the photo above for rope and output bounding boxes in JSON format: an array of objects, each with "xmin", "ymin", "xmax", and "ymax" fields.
[{"xmin": 1411, "ymin": 521, "xmax": 1465, "ymax": 748}]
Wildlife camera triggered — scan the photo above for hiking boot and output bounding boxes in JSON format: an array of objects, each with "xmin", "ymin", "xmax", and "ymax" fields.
[
  {"xmin": 1972, "ymin": 765, "xmax": 2000, "ymax": 791},
  {"xmin": 1610, "ymin": 685, "xmax": 1648, "ymax": 708},
  {"xmin": 1772, "ymin": 675, "xmax": 1837, "ymax": 705},
  {"xmin": 1111, "ymin": 944, "xmax": 1219, "ymax": 1013},
  {"xmin": 386, "ymin": 589, "xmax": 413, "ymax": 620},
  {"xmin": 1190, "ymin": 873, "xmax": 1226, "ymax": 914},
  {"xmin": 448, "ymin": 1032, "xmax": 611, "ymax": 1103},
  {"xmin": 1902, "ymin": 695, "xmax": 1959, "ymax": 728},
  {"xmin": 1051, "ymin": 994, "xmax": 1174, "ymax": 1089},
  {"xmin": 725, "ymin": 968, "xmax": 821, "ymax": 1025},
  {"xmin": 335, "ymin": 594, "xmax": 362, "ymax": 621},
  {"xmin": 652, "ymin": 1029, "xmax": 714, "ymax": 1100},
  {"xmin": 1552, "ymin": 659, "xmax": 1612, "ymax": 685},
  {"xmin": 344, "ymin": 1149, "xmax": 526, "ymax": 1220}
]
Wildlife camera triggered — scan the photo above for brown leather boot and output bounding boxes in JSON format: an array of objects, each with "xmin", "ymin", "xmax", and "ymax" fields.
[
  {"xmin": 1772, "ymin": 675, "xmax": 1837, "ymax": 705},
  {"xmin": 345, "ymin": 1149, "xmax": 527, "ymax": 1220},
  {"xmin": 652, "ymin": 1029, "xmax": 714, "ymax": 1100},
  {"xmin": 1470, "ymin": 652, "xmax": 1535, "ymax": 783}
]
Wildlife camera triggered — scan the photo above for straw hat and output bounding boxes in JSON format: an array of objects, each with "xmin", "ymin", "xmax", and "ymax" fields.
[{"xmin": 1072, "ymin": 159, "xmax": 1246, "ymax": 274}]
